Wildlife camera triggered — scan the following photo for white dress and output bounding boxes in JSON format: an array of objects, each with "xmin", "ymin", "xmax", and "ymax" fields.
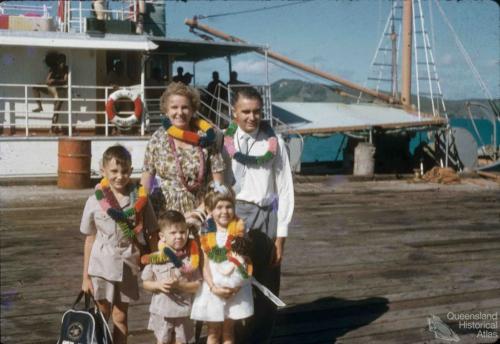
[{"xmin": 190, "ymin": 231, "xmax": 254, "ymax": 322}]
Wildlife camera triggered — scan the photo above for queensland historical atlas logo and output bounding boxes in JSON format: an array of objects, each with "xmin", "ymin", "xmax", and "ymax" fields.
[
  {"xmin": 428, "ymin": 312, "xmax": 499, "ymax": 342},
  {"xmin": 428, "ymin": 315, "xmax": 460, "ymax": 342}
]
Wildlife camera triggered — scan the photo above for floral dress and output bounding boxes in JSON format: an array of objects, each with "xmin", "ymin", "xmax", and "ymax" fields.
[{"xmin": 143, "ymin": 126, "xmax": 224, "ymax": 214}]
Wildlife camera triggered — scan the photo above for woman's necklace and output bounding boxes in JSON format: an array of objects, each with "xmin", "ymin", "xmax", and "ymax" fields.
[
  {"xmin": 224, "ymin": 122, "xmax": 278, "ymax": 165},
  {"xmin": 95, "ymin": 178, "xmax": 147, "ymax": 239},
  {"xmin": 167, "ymin": 135, "xmax": 205, "ymax": 193},
  {"xmin": 162, "ymin": 117, "xmax": 216, "ymax": 147},
  {"xmin": 141, "ymin": 239, "xmax": 200, "ymax": 274}
]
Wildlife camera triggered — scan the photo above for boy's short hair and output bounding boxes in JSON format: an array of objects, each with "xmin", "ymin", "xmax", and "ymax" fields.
[
  {"xmin": 204, "ymin": 185, "xmax": 236, "ymax": 212},
  {"xmin": 231, "ymin": 87, "xmax": 263, "ymax": 107},
  {"xmin": 102, "ymin": 145, "xmax": 132, "ymax": 168},
  {"xmin": 158, "ymin": 210, "xmax": 186, "ymax": 230}
]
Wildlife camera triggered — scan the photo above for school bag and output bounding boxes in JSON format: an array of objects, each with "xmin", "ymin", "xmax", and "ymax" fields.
[{"xmin": 57, "ymin": 291, "xmax": 113, "ymax": 344}]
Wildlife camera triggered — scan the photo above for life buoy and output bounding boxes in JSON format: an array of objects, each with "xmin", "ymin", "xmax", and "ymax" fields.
[{"xmin": 105, "ymin": 89, "xmax": 143, "ymax": 128}]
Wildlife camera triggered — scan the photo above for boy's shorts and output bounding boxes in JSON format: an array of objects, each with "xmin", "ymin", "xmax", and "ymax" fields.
[
  {"xmin": 91, "ymin": 264, "xmax": 139, "ymax": 304},
  {"xmin": 148, "ymin": 313, "xmax": 194, "ymax": 344}
]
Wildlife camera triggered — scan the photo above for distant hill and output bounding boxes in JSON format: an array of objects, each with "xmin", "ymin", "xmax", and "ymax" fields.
[{"xmin": 271, "ymin": 78, "xmax": 499, "ymax": 118}]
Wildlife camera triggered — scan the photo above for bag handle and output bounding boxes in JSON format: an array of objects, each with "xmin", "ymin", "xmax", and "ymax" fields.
[{"xmin": 72, "ymin": 291, "xmax": 99, "ymax": 311}]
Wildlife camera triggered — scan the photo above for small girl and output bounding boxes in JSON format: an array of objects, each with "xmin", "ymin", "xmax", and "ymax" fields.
[
  {"xmin": 141, "ymin": 210, "xmax": 202, "ymax": 344},
  {"xmin": 190, "ymin": 183, "xmax": 254, "ymax": 344}
]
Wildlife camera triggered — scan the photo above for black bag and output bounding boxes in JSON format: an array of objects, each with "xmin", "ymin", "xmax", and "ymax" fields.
[{"xmin": 57, "ymin": 291, "xmax": 113, "ymax": 344}]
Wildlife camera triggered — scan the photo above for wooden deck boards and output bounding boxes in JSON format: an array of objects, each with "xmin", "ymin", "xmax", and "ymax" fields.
[{"xmin": 1, "ymin": 178, "xmax": 499, "ymax": 343}]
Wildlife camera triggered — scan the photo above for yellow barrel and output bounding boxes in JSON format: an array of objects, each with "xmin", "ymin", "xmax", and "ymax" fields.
[{"xmin": 58, "ymin": 138, "xmax": 92, "ymax": 189}]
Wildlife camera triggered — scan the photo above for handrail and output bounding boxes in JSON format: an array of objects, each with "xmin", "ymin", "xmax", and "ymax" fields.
[
  {"xmin": 0, "ymin": 82, "xmax": 165, "ymax": 137},
  {"xmin": 0, "ymin": 4, "xmax": 51, "ymax": 17}
]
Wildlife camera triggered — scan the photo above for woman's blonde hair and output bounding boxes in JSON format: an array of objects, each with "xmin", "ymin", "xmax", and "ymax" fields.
[
  {"xmin": 204, "ymin": 183, "xmax": 236, "ymax": 212},
  {"xmin": 160, "ymin": 82, "xmax": 200, "ymax": 114}
]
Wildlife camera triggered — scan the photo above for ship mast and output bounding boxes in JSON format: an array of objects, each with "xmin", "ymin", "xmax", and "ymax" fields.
[{"xmin": 401, "ymin": 0, "xmax": 413, "ymax": 107}]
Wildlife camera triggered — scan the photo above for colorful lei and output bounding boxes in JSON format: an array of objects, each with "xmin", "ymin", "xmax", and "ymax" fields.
[
  {"xmin": 141, "ymin": 239, "xmax": 200, "ymax": 274},
  {"xmin": 200, "ymin": 217, "xmax": 252, "ymax": 279},
  {"xmin": 167, "ymin": 135, "xmax": 205, "ymax": 193},
  {"xmin": 95, "ymin": 178, "xmax": 147, "ymax": 239},
  {"xmin": 162, "ymin": 117, "xmax": 216, "ymax": 147},
  {"xmin": 224, "ymin": 122, "xmax": 278, "ymax": 165}
]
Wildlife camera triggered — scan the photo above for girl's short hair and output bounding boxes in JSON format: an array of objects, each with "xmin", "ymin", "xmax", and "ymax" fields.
[
  {"xmin": 160, "ymin": 82, "xmax": 200, "ymax": 114},
  {"xmin": 102, "ymin": 145, "xmax": 131, "ymax": 168},
  {"xmin": 204, "ymin": 183, "xmax": 236, "ymax": 212},
  {"xmin": 158, "ymin": 210, "xmax": 186, "ymax": 231}
]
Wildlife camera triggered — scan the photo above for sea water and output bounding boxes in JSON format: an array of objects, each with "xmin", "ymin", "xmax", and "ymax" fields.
[{"xmin": 300, "ymin": 118, "xmax": 499, "ymax": 163}]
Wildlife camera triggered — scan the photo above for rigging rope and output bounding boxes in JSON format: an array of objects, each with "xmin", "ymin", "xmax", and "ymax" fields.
[
  {"xmin": 195, "ymin": 1, "xmax": 314, "ymax": 20},
  {"xmin": 433, "ymin": 0, "xmax": 494, "ymax": 101}
]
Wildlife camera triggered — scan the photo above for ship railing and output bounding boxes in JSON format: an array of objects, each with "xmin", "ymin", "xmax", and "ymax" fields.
[
  {"xmin": 0, "ymin": 3, "xmax": 52, "ymax": 18},
  {"xmin": 64, "ymin": 1, "xmax": 137, "ymax": 34},
  {"xmin": 0, "ymin": 82, "xmax": 167, "ymax": 137}
]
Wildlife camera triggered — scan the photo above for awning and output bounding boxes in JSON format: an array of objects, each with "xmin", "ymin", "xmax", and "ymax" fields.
[
  {"xmin": 273, "ymin": 102, "xmax": 447, "ymax": 134},
  {"xmin": 150, "ymin": 37, "xmax": 264, "ymax": 62},
  {"xmin": 0, "ymin": 30, "xmax": 158, "ymax": 51}
]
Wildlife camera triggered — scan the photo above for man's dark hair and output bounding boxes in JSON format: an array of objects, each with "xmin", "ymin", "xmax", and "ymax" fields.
[{"xmin": 232, "ymin": 87, "xmax": 263, "ymax": 107}]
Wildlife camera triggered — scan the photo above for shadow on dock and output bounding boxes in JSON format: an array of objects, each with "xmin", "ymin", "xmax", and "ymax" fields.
[{"xmin": 272, "ymin": 296, "xmax": 389, "ymax": 343}]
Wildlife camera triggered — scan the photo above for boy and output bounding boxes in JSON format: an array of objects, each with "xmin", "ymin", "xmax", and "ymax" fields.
[
  {"xmin": 81, "ymin": 145, "xmax": 158, "ymax": 344},
  {"xmin": 142, "ymin": 210, "xmax": 201, "ymax": 344}
]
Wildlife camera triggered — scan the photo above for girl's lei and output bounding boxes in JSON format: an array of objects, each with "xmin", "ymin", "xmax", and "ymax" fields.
[
  {"xmin": 95, "ymin": 178, "xmax": 147, "ymax": 239},
  {"xmin": 224, "ymin": 121, "xmax": 278, "ymax": 165},
  {"xmin": 140, "ymin": 239, "xmax": 200, "ymax": 274},
  {"xmin": 162, "ymin": 117, "xmax": 216, "ymax": 147},
  {"xmin": 200, "ymin": 217, "xmax": 252, "ymax": 279}
]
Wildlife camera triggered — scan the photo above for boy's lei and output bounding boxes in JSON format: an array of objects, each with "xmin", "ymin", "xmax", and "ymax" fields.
[
  {"xmin": 200, "ymin": 217, "xmax": 252, "ymax": 279},
  {"xmin": 140, "ymin": 239, "xmax": 200, "ymax": 274},
  {"xmin": 95, "ymin": 178, "xmax": 147, "ymax": 239}
]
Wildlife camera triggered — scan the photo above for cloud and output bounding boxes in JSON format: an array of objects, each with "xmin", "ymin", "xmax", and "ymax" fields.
[
  {"xmin": 233, "ymin": 59, "xmax": 273, "ymax": 75},
  {"xmin": 439, "ymin": 53, "xmax": 455, "ymax": 66}
]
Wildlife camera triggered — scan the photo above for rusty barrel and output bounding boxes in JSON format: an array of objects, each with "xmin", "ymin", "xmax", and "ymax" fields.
[{"xmin": 58, "ymin": 138, "xmax": 92, "ymax": 189}]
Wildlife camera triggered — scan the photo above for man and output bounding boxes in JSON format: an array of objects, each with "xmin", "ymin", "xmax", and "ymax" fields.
[
  {"xmin": 32, "ymin": 53, "xmax": 68, "ymax": 133},
  {"xmin": 207, "ymin": 71, "xmax": 225, "ymax": 95},
  {"xmin": 224, "ymin": 87, "xmax": 294, "ymax": 343},
  {"xmin": 173, "ymin": 66, "xmax": 185, "ymax": 83}
]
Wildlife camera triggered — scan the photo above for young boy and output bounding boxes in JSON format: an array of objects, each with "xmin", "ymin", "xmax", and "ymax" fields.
[
  {"xmin": 142, "ymin": 210, "xmax": 202, "ymax": 344},
  {"xmin": 80, "ymin": 145, "xmax": 158, "ymax": 344}
]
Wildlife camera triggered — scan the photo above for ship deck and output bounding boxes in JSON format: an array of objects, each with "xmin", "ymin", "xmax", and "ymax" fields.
[{"xmin": 1, "ymin": 177, "xmax": 499, "ymax": 343}]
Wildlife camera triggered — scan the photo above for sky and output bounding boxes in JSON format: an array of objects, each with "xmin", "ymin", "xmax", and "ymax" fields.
[
  {"xmin": 165, "ymin": 0, "xmax": 499, "ymax": 100},
  {"xmin": 4, "ymin": 0, "xmax": 499, "ymax": 100}
]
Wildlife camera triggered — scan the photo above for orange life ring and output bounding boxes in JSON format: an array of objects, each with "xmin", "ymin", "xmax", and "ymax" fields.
[{"xmin": 105, "ymin": 89, "xmax": 143, "ymax": 128}]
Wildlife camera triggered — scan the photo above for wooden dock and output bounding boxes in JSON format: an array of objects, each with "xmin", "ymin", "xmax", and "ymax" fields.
[{"xmin": 1, "ymin": 177, "xmax": 499, "ymax": 343}]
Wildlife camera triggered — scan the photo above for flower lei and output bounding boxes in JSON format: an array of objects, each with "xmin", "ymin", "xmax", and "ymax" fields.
[
  {"xmin": 224, "ymin": 122, "xmax": 278, "ymax": 165},
  {"xmin": 95, "ymin": 178, "xmax": 147, "ymax": 239},
  {"xmin": 140, "ymin": 239, "xmax": 200, "ymax": 274},
  {"xmin": 200, "ymin": 217, "xmax": 252, "ymax": 279},
  {"xmin": 162, "ymin": 117, "xmax": 216, "ymax": 147},
  {"xmin": 167, "ymin": 135, "xmax": 205, "ymax": 193}
]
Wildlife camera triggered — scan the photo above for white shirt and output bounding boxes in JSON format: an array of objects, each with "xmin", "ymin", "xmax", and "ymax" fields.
[{"xmin": 223, "ymin": 126, "xmax": 294, "ymax": 237}]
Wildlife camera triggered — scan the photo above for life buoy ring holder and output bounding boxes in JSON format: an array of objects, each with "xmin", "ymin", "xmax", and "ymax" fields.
[{"xmin": 105, "ymin": 89, "xmax": 143, "ymax": 129}]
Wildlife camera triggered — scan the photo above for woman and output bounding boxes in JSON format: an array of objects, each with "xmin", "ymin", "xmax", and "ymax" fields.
[{"xmin": 141, "ymin": 82, "xmax": 224, "ymax": 216}]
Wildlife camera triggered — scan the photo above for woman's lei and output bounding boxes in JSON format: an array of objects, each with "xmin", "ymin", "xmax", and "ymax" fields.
[
  {"xmin": 95, "ymin": 178, "xmax": 147, "ymax": 239},
  {"xmin": 140, "ymin": 239, "xmax": 200, "ymax": 274},
  {"xmin": 162, "ymin": 117, "xmax": 216, "ymax": 147},
  {"xmin": 200, "ymin": 217, "xmax": 252, "ymax": 279},
  {"xmin": 223, "ymin": 122, "xmax": 278, "ymax": 165}
]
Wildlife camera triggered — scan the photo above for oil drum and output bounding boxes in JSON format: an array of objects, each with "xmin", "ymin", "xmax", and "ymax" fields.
[{"xmin": 58, "ymin": 138, "xmax": 91, "ymax": 189}]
